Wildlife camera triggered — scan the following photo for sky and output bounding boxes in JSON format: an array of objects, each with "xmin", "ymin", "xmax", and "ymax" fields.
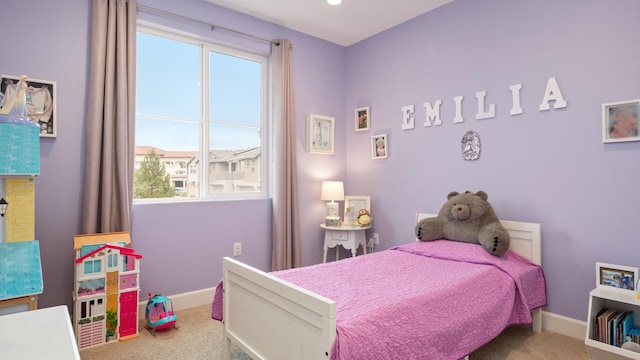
[{"xmin": 136, "ymin": 31, "xmax": 262, "ymax": 152}]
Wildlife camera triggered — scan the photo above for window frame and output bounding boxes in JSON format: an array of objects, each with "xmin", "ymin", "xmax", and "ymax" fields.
[{"xmin": 135, "ymin": 24, "xmax": 270, "ymax": 203}]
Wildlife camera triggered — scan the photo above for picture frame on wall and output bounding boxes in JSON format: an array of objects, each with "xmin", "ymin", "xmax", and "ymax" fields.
[
  {"xmin": 596, "ymin": 262, "xmax": 637, "ymax": 293},
  {"xmin": 372, "ymin": 134, "xmax": 388, "ymax": 159},
  {"xmin": 355, "ymin": 106, "xmax": 370, "ymax": 131},
  {"xmin": 344, "ymin": 195, "xmax": 370, "ymax": 226},
  {"xmin": 306, "ymin": 113, "xmax": 334, "ymax": 154},
  {"xmin": 0, "ymin": 74, "xmax": 57, "ymax": 138},
  {"xmin": 602, "ymin": 99, "xmax": 640, "ymax": 143}
]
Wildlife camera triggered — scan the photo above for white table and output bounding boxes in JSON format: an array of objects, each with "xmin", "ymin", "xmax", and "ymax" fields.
[
  {"xmin": 0, "ymin": 305, "xmax": 81, "ymax": 360},
  {"xmin": 321, "ymin": 223, "xmax": 371, "ymax": 263}
]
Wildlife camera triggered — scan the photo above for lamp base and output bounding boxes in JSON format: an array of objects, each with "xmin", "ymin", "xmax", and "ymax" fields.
[{"xmin": 326, "ymin": 202, "xmax": 339, "ymax": 218}]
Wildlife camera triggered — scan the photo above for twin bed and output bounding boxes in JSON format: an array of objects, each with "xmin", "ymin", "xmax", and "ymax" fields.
[{"xmin": 212, "ymin": 213, "xmax": 546, "ymax": 360}]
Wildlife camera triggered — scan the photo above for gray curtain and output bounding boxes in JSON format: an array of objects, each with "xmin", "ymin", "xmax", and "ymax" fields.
[
  {"xmin": 271, "ymin": 40, "xmax": 301, "ymax": 271},
  {"xmin": 82, "ymin": 0, "xmax": 137, "ymax": 234}
]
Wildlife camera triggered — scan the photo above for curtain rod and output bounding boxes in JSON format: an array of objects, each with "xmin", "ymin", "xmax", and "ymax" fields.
[{"xmin": 137, "ymin": 4, "xmax": 280, "ymax": 46}]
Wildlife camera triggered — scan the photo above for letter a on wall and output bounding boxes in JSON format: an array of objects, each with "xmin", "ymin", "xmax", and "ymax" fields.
[{"xmin": 539, "ymin": 77, "xmax": 567, "ymax": 111}]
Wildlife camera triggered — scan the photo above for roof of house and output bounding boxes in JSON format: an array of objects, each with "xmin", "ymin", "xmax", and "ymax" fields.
[
  {"xmin": 75, "ymin": 244, "xmax": 142, "ymax": 264},
  {"xmin": 73, "ymin": 231, "xmax": 131, "ymax": 251}
]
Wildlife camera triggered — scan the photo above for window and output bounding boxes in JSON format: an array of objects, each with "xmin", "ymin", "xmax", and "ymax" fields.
[
  {"xmin": 84, "ymin": 259, "xmax": 101, "ymax": 274},
  {"xmin": 108, "ymin": 253, "xmax": 118, "ymax": 268},
  {"xmin": 135, "ymin": 26, "xmax": 268, "ymax": 201}
]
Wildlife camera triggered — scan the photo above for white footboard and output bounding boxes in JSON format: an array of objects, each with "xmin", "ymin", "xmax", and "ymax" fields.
[{"xmin": 222, "ymin": 257, "xmax": 336, "ymax": 360}]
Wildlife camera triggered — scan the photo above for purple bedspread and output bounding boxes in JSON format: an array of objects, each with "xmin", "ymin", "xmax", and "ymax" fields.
[{"xmin": 212, "ymin": 240, "xmax": 546, "ymax": 360}]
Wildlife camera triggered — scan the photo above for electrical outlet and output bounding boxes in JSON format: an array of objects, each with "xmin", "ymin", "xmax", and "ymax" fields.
[
  {"xmin": 233, "ymin": 242, "xmax": 242, "ymax": 256},
  {"xmin": 372, "ymin": 233, "xmax": 379, "ymax": 245}
]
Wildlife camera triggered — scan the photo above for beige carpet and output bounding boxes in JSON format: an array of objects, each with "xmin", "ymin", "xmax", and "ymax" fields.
[{"xmin": 79, "ymin": 304, "xmax": 589, "ymax": 359}]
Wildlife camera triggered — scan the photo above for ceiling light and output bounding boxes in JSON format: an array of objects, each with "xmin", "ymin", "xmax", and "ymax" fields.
[{"xmin": 327, "ymin": 0, "xmax": 342, "ymax": 5}]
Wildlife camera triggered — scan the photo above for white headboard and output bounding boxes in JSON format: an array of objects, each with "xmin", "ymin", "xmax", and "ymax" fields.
[{"xmin": 416, "ymin": 213, "xmax": 541, "ymax": 265}]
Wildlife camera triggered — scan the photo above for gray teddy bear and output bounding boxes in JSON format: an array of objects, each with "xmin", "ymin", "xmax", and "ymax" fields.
[{"xmin": 414, "ymin": 190, "xmax": 510, "ymax": 256}]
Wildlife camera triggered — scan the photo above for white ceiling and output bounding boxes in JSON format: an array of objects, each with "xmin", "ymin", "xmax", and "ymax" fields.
[{"xmin": 204, "ymin": 0, "xmax": 454, "ymax": 47}]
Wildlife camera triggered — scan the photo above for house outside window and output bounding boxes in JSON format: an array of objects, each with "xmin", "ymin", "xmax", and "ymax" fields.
[{"xmin": 135, "ymin": 26, "xmax": 268, "ymax": 201}]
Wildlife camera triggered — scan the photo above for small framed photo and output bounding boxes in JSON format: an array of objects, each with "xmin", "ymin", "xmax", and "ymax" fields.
[
  {"xmin": 344, "ymin": 195, "xmax": 370, "ymax": 226},
  {"xmin": 1, "ymin": 74, "xmax": 57, "ymax": 138},
  {"xmin": 596, "ymin": 262, "xmax": 638, "ymax": 293},
  {"xmin": 372, "ymin": 134, "xmax": 388, "ymax": 159},
  {"xmin": 602, "ymin": 99, "xmax": 640, "ymax": 143},
  {"xmin": 306, "ymin": 113, "xmax": 334, "ymax": 154},
  {"xmin": 355, "ymin": 106, "xmax": 370, "ymax": 131}
]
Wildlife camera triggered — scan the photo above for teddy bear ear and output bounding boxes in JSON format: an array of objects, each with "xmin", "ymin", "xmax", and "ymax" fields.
[
  {"xmin": 447, "ymin": 191, "xmax": 459, "ymax": 200},
  {"xmin": 475, "ymin": 190, "xmax": 488, "ymax": 201}
]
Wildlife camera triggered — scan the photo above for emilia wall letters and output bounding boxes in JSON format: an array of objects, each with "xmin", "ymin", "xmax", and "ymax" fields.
[{"xmin": 401, "ymin": 76, "xmax": 567, "ymax": 130}]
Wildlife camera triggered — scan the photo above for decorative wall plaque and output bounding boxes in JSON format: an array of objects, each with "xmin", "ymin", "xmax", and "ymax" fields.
[{"xmin": 461, "ymin": 130, "xmax": 480, "ymax": 160}]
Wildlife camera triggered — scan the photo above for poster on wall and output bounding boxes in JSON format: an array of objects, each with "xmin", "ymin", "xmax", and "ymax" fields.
[
  {"xmin": 355, "ymin": 107, "xmax": 370, "ymax": 131},
  {"xmin": 372, "ymin": 134, "xmax": 388, "ymax": 159},
  {"xmin": 306, "ymin": 113, "xmax": 334, "ymax": 154},
  {"xmin": 0, "ymin": 74, "xmax": 57, "ymax": 138},
  {"xmin": 602, "ymin": 99, "xmax": 639, "ymax": 143}
]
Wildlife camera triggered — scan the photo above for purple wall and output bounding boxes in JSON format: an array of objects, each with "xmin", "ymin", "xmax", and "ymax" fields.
[
  {"xmin": 2, "ymin": 0, "xmax": 637, "ymax": 323},
  {"xmin": 1, "ymin": 0, "xmax": 89, "ymax": 312},
  {"xmin": 344, "ymin": 0, "xmax": 640, "ymax": 320},
  {"xmin": 2, "ymin": 0, "xmax": 345, "ymax": 311}
]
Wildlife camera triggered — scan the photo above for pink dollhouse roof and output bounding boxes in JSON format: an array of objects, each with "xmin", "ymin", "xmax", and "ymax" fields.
[{"xmin": 75, "ymin": 244, "xmax": 142, "ymax": 264}]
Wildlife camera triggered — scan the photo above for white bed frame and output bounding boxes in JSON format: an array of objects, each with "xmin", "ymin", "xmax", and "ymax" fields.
[{"xmin": 221, "ymin": 213, "xmax": 542, "ymax": 360}]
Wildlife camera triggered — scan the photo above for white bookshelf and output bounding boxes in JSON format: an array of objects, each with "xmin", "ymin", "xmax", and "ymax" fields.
[{"xmin": 585, "ymin": 288, "xmax": 640, "ymax": 360}]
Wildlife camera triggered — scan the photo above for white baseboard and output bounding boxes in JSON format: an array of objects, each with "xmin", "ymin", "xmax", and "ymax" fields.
[
  {"xmin": 136, "ymin": 289, "xmax": 588, "ymax": 342},
  {"xmin": 541, "ymin": 310, "xmax": 587, "ymax": 340},
  {"xmin": 137, "ymin": 287, "xmax": 216, "ymax": 320}
]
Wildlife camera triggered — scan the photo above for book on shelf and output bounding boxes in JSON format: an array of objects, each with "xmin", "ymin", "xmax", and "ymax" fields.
[{"xmin": 594, "ymin": 307, "xmax": 637, "ymax": 347}]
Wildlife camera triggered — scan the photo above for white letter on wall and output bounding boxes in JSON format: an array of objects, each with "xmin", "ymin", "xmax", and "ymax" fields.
[
  {"xmin": 401, "ymin": 105, "xmax": 415, "ymax": 130},
  {"xmin": 539, "ymin": 77, "xmax": 567, "ymax": 111},
  {"xmin": 475, "ymin": 91, "xmax": 496, "ymax": 120},
  {"xmin": 423, "ymin": 100, "xmax": 443, "ymax": 127},
  {"xmin": 453, "ymin": 96, "xmax": 464, "ymax": 123},
  {"xmin": 509, "ymin": 84, "xmax": 523, "ymax": 115}
]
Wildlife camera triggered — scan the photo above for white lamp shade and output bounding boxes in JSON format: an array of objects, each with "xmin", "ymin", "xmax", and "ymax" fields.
[{"xmin": 320, "ymin": 181, "xmax": 344, "ymax": 202}]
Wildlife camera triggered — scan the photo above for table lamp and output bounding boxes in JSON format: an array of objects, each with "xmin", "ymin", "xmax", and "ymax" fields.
[{"xmin": 321, "ymin": 181, "xmax": 344, "ymax": 225}]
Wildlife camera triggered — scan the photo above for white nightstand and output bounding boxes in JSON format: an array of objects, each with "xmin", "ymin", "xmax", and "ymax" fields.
[{"xmin": 321, "ymin": 223, "xmax": 371, "ymax": 263}]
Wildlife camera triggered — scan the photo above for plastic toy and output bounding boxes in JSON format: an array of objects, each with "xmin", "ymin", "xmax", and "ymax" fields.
[{"xmin": 144, "ymin": 293, "xmax": 178, "ymax": 336}]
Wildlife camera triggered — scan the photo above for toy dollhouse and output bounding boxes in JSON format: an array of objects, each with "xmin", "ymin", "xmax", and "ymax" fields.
[
  {"xmin": 73, "ymin": 232, "xmax": 142, "ymax": 349},
  {"xmin": 0, "ymin": 74, "xmax": 42, "ymax": 315}
]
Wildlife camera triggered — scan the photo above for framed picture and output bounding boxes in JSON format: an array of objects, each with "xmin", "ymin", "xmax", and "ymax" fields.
[
  {"xmin": 372, "ymin": 134, "xmax": 388, "ymax": 159},
  {"xmin": 0, "ymin": 74, "xmax": 57, "ymax": 138},
  {"xmin": 355, "ymin": 106, "xmax": 370, "ymax": 131},
  {"xmin": 344, "ymin": 195, "xmax": 370, "ymax": 226},
  {"xmin": 596, "ymin": 262, "xmax": 638, "ymax": 293},
  {"xmin": 602, "ymin": 99, "xmax": 640, "ymax": 143},
  {"xmin": 306, "ymin": 113, "xmax": 334, "ymax": 154}
]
